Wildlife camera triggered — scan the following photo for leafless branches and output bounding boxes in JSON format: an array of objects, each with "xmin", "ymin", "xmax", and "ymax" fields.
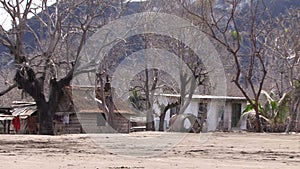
[{"xmin": 177, "ymin": 0, "xmax": 274, "ymax": 131}]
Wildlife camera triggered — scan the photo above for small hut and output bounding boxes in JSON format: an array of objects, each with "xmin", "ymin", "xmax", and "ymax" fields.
[
  {"xmin": 53, "ymin": 86, "xmax": 82, "ymax": 134},
  {"xmin": 0, "ymin": 107, "xmax": 13, "ymax": 134},
  {"xmin": 72, "ymin": 86, "xmax": 135, "ymax": 133},
  {"xmin": 0, "ymin": 101, "xmax": 37, "ymax": 134}
]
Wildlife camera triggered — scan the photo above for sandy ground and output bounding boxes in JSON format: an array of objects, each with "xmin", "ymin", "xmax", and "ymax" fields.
[{"xmin": 0, "ymin": 132, "xmax": 299, "ymax": 169}]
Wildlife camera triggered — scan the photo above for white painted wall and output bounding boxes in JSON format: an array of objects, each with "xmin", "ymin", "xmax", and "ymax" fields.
[
  {"xmin": 182, "ymin": 100, "xmax": 218, "ymax": 131},
  {"xmin": 240, "ymin": 102, "xmax": 247, "ymax": 130},
  {"xmin": 223, "ymin": 102, "xmax": 232, "ymax": 131},
  {"xmin": 153, "ymin": 96, "xmax": 248, "ymax": 131},
  {"xmin": 181, "ymin": 99, "xmax": 247, "ymax": 131},
  {"xmin": 206, "ymin": 100, "xmax": 220, "ymax": 131},
  {"xmin": 184, "ymin": 101, "xmax": 198, "ymax": 116},
  {"xmin": 154, "ymin": 109, "xmax": 171, "ymax": 131}
]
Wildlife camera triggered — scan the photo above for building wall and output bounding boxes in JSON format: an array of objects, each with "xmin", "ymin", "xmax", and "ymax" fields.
[
  {"xmin": 113, "ymin": 114, "xmax": 130, "ymax": 133},
  {"xmin": 185, "ymin": 101, "xmax": 198, "ymax": 117},
  {"xmin": 222, "ymin": 101, "xmax": 247, "ymax": 131},
  {"xmin": 154, "ymin": 109, "xmax": 171, "ymax": 131},
  {"xmin": 182, "ymin": 99, "xmax": 247, "ymax": 131},
  {"xmin": 152, "ymin": 97, "xmax": 248, "ymax": 132},
  {"xmin": 240, "ymin": 102, "xmax": 247, "ymax": 130},
  {"xmin": 223, "ymin": 102, "xmax": 232, "ymax": 131},
  {"xmin": 78, "ymin": 112, "xmax": 130, "ymax": 133},
  {"xmin": 180, "ymin": 100, "xmax": 221, "ymax": 131},
  {"xmin": 54, "ymin": 113, "xmax": 82, "ymax": 134},
  {"xmin": 206, "ymin": 100, "xmax": 223, "ymax": 131}
]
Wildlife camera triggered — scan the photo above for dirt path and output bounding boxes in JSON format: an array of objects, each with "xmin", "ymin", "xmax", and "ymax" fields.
[{"xmin": 0, "ymin": 132, "xmax": 299, "ymax": 169}]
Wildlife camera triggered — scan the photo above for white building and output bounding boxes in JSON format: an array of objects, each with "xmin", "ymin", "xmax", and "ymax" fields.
[{"xmin": 153, "ymin": 94, "xmax": 248, "ymax": 132}]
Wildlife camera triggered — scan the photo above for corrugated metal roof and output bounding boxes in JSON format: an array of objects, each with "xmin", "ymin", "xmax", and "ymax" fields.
[
  {"xmin": 11, "ymin": 101, "xmax": 36, "ymax": 108},
  {"xmin": 12, "ymin": 107, "xmax": 37, "ymax": 119},
  {"xmin": 0, "ymin": 102, "xmax": 37, "ymax": 121},
  {"xmin": 0, "ymin": 114, "xmax": 14, "ymax": 120}
]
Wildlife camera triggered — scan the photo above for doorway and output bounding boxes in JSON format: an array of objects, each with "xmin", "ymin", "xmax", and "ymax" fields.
[{"xmin": 231, "ymin": 103, "xmax": 242, "ymax": 127}]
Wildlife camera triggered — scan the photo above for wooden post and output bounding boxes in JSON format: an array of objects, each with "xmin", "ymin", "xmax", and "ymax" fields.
[
  {"xmin": 108, "ymin": 94, "xmax": 114, "ymax": 128},
  {"xmin": 105, "ymin": 75, "xmax": 114, "ymax": 129},
  {"xmin": 7, "ymin": 120, "xmax": 10, "ymax": 134},
  {"xmin": 4, "ymin": 120, "xmax": 6, "ymax": 133}
]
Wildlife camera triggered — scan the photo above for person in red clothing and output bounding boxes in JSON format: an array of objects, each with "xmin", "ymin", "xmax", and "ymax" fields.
[{"xmin": 12, "ymin": 116, "xmax": 21, "ymax": 133}]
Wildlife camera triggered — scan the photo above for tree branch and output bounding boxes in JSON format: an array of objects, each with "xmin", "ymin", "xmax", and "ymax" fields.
[{"xmin": 0, "ymin": 83, "xmax": 17, "ymax": 96}]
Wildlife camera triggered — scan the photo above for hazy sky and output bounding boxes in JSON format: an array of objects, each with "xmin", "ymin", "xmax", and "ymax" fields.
[
  {"xmin": 0, "ymin": 0, "xmax": 147, "ymax": 30},
  {"xmin": 0, "ymin": 0, "xmax": 55, "ymax": 30}
]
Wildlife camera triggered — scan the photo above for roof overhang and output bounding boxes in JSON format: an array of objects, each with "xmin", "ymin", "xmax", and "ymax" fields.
[{"xmin": 155, "ymin": 94, "xmax": 247, "ymax": 101}]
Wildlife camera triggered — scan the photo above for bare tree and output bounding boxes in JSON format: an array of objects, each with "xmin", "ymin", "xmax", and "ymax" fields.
[
  {"xmin": 126, "ymin": 33, "xmax": 208, "ymax": 131},
  {"xmin": 173, "ymin": 0, "xmax": 275, "ymax": 132},
  {"xmin": 0, "ymin": 0, "xmax": 130, "ymax": 134},
  {"xmin": 267, "ymin": 8, "xmax": 300, "ymax": 132},
  {"xmin": 129, "ymin": 68, "xmax": 164, "ymax": 131}
]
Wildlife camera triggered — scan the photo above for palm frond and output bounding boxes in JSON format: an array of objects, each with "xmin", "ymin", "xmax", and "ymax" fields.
[
  {"xmin": 261, "ymin": 90, "xmax": 274, "ymax": 103},
  {"xmin": 277, "ymin": 92, "xmax": 290, "ymax": 107}
]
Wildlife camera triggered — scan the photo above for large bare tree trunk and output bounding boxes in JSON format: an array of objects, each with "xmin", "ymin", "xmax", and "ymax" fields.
[
  {"xmin": 0, "ymin": 0, "xmax": 130, "ymax": 135},
  {"xmin": 144, "ymin": 68, "xmax": 157, "ymax": 131},
  {"xmin": 254, "ymin": 109, "xmax": 262, "ymax": 132},
  {"xmin": 38, "ymin": 103, "xmax": 54, "ymax": 135},
  {"xmin": 286, "ymin": 97, "xmax": 300, "ymax": 133},
  {"xmin": 158, "ymin": 111, "xmax": 166, "ymax": 131},
  {"xmin": 159, "ymin": 102, "xmax": 179, "ymax": 131},
  {"xmin": 14, "ymin": 65, "xmax": 73, "ymax": 135}
]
